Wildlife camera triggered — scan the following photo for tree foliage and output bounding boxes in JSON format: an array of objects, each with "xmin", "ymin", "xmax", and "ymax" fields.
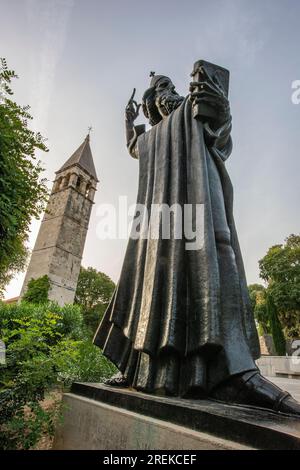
[
  {"xmin": 0, "ymin": 58, "xmax": 48, "ymax": 296},
  {"xmin": 248, "ymin": 284, "xmax": 270, "ymax": 336},
  {"xmin": 22, "ymin": 275, "xmax": 50, "ymax": 304},
  {"xmin": 0, "ymin": 301, "xmax": 116, "ymax": 449},
  {"xmin": 259, "ymin": 234, "xmax": 300, "ymax": 338},
  {"xmin": 266, "ymin": 293, "xmax": 286, "ymax": 356},
  {"xmin": 75, "ymin": 267, "xmax": 115, "ymax": 335},
  {"xmin": 248, "ymin": 283, "xmax": 265, "ymax": 311}
]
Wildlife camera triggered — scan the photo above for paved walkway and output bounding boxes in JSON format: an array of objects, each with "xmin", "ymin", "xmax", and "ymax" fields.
[{"xmin": 267, "ymin": 376, "xmax": 300, "ymax": 402}]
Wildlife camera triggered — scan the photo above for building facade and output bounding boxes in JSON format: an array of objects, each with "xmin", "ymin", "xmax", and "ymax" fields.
[{"xmin": 20, "ymin": 135, "xmax": 98, "ymax": 305}]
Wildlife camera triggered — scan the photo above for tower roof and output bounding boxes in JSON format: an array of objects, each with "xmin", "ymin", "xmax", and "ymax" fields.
[{"xmin": 57, "ymin": 135, "xmax": 98, "ymax": 181}]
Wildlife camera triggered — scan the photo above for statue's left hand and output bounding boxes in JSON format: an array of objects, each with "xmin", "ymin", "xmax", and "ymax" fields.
[{"xmin": 189, "ymin": 68, "xmax": 230, "ymax": 125}]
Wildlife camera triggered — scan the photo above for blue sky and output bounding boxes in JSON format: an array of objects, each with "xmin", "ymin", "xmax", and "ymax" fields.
[{"xmin": 1, "ymin": 0, "xmax": 300, "ymax": 298}]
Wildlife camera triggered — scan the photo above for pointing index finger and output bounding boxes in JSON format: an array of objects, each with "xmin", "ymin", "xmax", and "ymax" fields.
[{"xmin": 128, "ymin": 88, "xmax": 136, "ymax": 105}]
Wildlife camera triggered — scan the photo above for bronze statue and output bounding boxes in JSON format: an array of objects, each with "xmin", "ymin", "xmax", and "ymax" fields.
[{"xmin": 94, "ymin": 61, "xmax": 300, "ymax": 416}]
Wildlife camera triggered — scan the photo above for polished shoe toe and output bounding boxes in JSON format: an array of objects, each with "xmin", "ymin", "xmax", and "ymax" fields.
[
  {"xmin": 278, "ymin": 395, "xmax": 300, "ymax": 416},
  {"xmin": 210, "ymin": 370, "xmax": 300, "ymax": 417}
]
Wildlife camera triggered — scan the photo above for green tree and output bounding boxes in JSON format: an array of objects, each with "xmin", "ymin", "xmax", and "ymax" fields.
[
  {"xmin": 259, "ymin": 234, "xmax": 300, "ymax": 338},
  {"xmin": 75, "ymin": 267, "xmax": 115, "ymax": 335},
  {"xmin": 248, "ymin": 283, "xmax": 265, "ymax": 310},
  {"xmin": 266, "ymin": 293, "xmax": 286, "ymax": 355},
  {"xmin": 248, "ymin": 284, "xmax": 270, "ymax": 336},
  {"xmin": 0, "ymin": 58, "xmax": 48, "ymax": 296},
  {"xmin": 22, "ymin": 275, "xmax": 50, "ymax": 304},
  {"xmin": 0, "ymin": 301, "xmax": 116, "ymax": 449}
]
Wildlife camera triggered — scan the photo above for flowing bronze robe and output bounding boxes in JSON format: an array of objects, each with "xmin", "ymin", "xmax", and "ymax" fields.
[{"xmin": 94, "ymin": 98, "xmax": 260, "ymax": 396}]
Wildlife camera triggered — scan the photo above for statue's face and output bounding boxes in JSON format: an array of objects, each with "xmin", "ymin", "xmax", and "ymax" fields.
[{"xmin": 154, "ymin": 77, "xmax": 184, "ymax": 118}]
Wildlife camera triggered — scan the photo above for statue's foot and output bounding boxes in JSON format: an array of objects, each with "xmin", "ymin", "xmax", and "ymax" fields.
[
  {"xmin": 104, "ymin": 372, "xmax": 129, "ymax": 387},
  {"xmin": 210, "ymin": 370, "xmax": 300, "ymax": 417}
]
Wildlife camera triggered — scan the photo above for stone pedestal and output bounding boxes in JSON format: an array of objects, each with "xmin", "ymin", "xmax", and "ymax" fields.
[
  {"xmin": 53, "ymin": 383, "xmax": 300, "ymax": 450},
  {"xmin": 257, "ymin": 355, "xmax": 300, "ymax": 378}
]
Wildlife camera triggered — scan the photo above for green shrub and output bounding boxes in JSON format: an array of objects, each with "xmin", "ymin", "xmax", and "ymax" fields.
[
  {"xmin": 266, "ymin": 294, "xmax": 286, "ymax": 356},
  {"xmin": 53, "ymin": 340, "xmax": 116, "ymax": 387},
  {"xmin": 22, "ymin": 275, "xmax": 50, "ymax": 304},
  {"xmin": 0, "ymin": 301, "xmax": 116, "ymax": 449},
  {"xmin": 75, "ymin": 266, "xmax": 115, "ymax": 336}
]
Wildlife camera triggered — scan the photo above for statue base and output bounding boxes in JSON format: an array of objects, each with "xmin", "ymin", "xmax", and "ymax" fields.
[{"xmin": 53, "ymin": 383, "xmax": 300, "ymax": 450}]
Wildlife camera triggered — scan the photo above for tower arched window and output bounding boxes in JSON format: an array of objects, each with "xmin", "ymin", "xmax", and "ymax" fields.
[
  {"xmin": 63, "ymin": 174, "xmax": 70, "ymax": 187},
  {"xmin": 54, "ymin": 176, "xmax": 62, "ymax": 192},
  {"xmin": 85, "ymin": 182, "xmax": 91, "ymax": 198},
  {"xmin": 76, "ymin": 175, "xmax": 82, "ymax": 191}
]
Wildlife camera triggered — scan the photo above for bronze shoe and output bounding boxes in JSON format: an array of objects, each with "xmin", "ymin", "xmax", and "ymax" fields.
[{"xmin": 210, "ymin": 370, "xmax": 300, "ymax": 416}]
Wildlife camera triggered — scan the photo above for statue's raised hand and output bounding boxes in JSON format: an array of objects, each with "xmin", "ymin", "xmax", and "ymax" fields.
[{"xmin": 125, "ymin": 88, "xmax": 141, "ymax": 124}]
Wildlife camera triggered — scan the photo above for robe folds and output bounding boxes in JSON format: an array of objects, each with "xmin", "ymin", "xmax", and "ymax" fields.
[{"xmin": 94, "ymin": 98, "xmax": 260, "ymax": 396}]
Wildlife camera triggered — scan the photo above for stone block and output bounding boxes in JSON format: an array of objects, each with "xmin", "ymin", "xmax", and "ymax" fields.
[
  {"xmin": 53, "ymin": 393, "xmax": 251, "ymax": 450},
  {"xmin": 53, "ymin": 383, "xmax": 300, "ymax": 450}
]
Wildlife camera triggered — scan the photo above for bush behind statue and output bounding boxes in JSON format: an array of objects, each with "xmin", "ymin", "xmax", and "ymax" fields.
[{"xmin": 0, "ymin": 301, "xmax": 116, "ymax": 449}]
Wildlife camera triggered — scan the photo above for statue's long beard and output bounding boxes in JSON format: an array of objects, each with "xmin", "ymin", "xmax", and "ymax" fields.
[{"xmin": 156, "ymin": 93, "xmax": 184, "ymax": 117}]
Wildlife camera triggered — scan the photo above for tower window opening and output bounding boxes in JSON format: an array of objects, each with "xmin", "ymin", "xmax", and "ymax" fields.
[
  {"xmin": 54, "ymin": 176, "xmax": 62, "ymax": 192},
  {"xmin": 76, "ymin": 176, "xmax": 82, "ymax": 191},
  {"xmin": 63, "ymin": 174, "xmax": 70, "ymax": 187},
  {"xmin": 85, "ymin": 183, "xmax": 91, "ymax": 198}
]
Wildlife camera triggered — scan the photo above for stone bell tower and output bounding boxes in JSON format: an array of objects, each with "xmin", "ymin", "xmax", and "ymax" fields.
[{"xmin": 20, "ymin": 134, "xmax": 98, "ymax": 305}]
